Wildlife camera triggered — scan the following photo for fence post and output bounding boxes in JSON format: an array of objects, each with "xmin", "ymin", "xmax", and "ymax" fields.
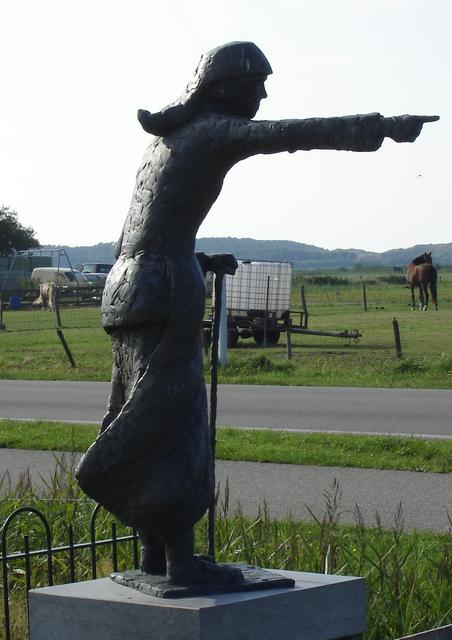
[
  {"xmin": 392, "ymin": 317, "xmax": 402, "ymax": 358},
  {"xmin": 300, "ymin": 285, "xmax": 308, "ymax": 328},
  {"xmin": 263, "ymin": 274, "xmax": 270, "ymax": 347},
  {"xmin": 56, "ymin": 328, "xmax": 76, "ymax": 367},
  {"xmin": 54, "ymin": 288, "xmax": 63, "ymax": 328},
  {"xmin": 0, "ymin": 294, "xmax": 5, "ymax": 330},
  {"xmin": 286, "ymin": 319, "xmax": 292, "ymax": 361},
  {"xmin": 362, "ymin": 281, "xmax": 368, "ymax": 312},
  {"xmin": 202, "ymin": 327, "xmax": 209, "ymax": 356}
]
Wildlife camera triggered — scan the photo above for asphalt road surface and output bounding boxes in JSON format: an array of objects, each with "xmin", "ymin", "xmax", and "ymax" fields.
[
  {"xmin": 1, "ymin": 381, "xmax": 451, "ymax": 532},
  {"xmin": 0, "ymin": 380, "xmax": 451, "ymax": 438},
  {"xmin": 1, "ymin": 449, "xmax": 451, "ymax": 532}
]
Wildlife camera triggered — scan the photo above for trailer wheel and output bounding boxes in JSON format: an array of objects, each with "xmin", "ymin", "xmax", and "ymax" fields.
[
  {"xmin": 252, "ymin": 330, "xmax": 280, "ymax": 346},
  {"xmin": 203, "ymin": 327, "xmax": 239, "ymax": 348},
  {"xmin": 227, "ymin": 328, "xmax": 239, "ymax": 348}
]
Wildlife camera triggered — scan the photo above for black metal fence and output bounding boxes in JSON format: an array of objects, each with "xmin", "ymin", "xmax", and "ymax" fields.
[{"xmin": 1, "ymin": 504, "xmax": 138, "ymax": 640}]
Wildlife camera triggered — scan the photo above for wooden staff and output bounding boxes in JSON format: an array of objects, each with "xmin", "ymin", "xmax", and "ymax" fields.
[{"xmin": 207, "ymin": 271, "xmax": 224, "ymax": 560}]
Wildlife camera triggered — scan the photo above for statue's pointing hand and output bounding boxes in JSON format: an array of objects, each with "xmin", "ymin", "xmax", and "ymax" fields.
[{"xmin": 383, "ymin": 115, "xmax": 439, "ymax": 143}]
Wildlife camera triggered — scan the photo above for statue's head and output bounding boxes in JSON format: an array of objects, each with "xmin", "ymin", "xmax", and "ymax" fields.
[
  {"xmin": 190, "ymin": 41, "xmax": 272, "ymax": 89},
  {"xmin": 190, "ymin": 41, "xmax": 271, "ymax": 119},
  {"xmin": 138, "ymin": 42, "xmax": 272, "ymax": 135}
]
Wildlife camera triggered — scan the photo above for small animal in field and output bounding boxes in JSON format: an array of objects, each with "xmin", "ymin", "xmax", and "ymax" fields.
[
  {"xmin": 406, "ymin": 252, "xmax": 438, "ymax": 311},
  {"xmin": 33, "ymin": 282, "xmax": 57, "ymax": 312}
]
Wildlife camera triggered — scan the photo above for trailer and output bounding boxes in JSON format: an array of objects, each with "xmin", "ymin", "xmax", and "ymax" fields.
[
  {"xmin": 204, "ymin": 259, "xmax": 362, "ymax": 348},
  {"xmin": 203, "ymin": 260, "xmax": 292, "ymax": 347}
]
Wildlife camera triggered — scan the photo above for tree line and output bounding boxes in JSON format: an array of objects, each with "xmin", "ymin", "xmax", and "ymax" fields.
[{"xmin": 0, "ymin": 205, "xmax": 39, "ymax": 255}]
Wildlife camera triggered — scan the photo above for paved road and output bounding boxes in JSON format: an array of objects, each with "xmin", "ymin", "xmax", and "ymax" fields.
[
  {"xmin": 1, "ymin": 449, "xmax": 451, "ymax": 532},
  {"xmin": 0, "ymin": 380, "xmax": 451, "ymax": 438},
  {"xmin": 1, "ymin": 382, "xmax": 451, "ymax": 532}
]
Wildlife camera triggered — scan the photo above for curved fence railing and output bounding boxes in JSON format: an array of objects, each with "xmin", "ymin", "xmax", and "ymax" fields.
[{"xmin": 1, "ymin": 504, "xmax": 138, "ymax": 640}]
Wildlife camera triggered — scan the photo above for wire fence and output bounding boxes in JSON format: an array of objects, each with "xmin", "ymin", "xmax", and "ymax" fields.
[
  {"xmin": 292, "ymin": 274, "xmax": 452, "ymax": 311},
  {"xmin": 0, "ymin": 287, "xmax": 103, "ymax": 332},
  {"xmin": 2, "ymin": 275, "xmax": 451, "ymax": 334}
]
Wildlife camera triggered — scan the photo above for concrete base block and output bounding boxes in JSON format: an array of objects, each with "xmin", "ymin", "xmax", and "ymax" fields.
[{"xmin": 29, "ymin": 570, "xmax": 366, "ymax": 640}]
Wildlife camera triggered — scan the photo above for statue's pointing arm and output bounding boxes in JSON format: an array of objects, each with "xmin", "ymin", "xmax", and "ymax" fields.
[{"xmin": 228, "ymin": 113, "xmax": 439, "ymax": 159}]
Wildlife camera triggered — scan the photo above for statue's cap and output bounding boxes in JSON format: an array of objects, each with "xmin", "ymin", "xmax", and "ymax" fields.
[
  {"xmin": 189, "ymin": 41, "xmax": 272, "ymax": 89},
  {"xmin": 138, "ymin": 41, "xmax": 271, "ymax": 136}
]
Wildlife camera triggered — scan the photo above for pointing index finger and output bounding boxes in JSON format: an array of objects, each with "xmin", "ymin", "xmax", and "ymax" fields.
[{"xmin": 418, "ymin": 115, "xmax": 440, "ymax": 123}]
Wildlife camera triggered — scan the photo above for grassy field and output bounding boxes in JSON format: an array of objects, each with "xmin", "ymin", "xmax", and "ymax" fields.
[
  {"xmin": 1, "ymin": 419, "xmax": 451, "ymax": 473},
  {"xmin": 1, "ymin": 267, "xmax": 452, "ymax": 387}
]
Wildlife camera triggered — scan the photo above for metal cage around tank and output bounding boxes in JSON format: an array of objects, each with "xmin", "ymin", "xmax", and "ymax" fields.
[
  {"xmin": 225, "ymin": 260, "xmax": 292, "ymax": 319},
  {"xmin": 219, "ymin": 259, "xmax": 293, "ymax": 346}
]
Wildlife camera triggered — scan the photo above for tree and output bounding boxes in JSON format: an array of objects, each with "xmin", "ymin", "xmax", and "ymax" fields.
[{"xmin": 0, "ymin": 205, "xmax": 40, "ymax": 256}]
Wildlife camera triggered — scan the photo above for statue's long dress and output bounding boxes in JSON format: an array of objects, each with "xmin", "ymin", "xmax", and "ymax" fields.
[
  {"xmin": 75, "ymin": 250, "xmax": 211, "ymax": 535},
  {"xmin": 76, "ymin": 111, "xmax": 385, "ymax": 535}
]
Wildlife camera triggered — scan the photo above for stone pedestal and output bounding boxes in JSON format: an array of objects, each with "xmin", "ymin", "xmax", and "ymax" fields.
[{"xmin": 29, "ymin": 570, "xmax": 366, "ymax": 640}]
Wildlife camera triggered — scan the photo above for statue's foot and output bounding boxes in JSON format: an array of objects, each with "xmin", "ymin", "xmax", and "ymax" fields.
[
  {"xmin": 140, "ymin": 545, "xmax": 167, "ymax": 575},
  {"xmin": 167, "ymin": 556, "xmax": 244, "ymax": 587}
]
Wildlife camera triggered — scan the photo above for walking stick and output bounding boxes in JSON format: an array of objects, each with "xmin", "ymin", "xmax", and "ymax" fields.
[{"xmin": 207, "ymin": 270, "xmax": 224, "ymax": 561}]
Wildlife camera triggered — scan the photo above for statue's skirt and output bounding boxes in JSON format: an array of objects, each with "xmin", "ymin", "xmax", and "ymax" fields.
[{"xmin": 75, "ymin": 255, "xmax": 213, "ymax": 536}]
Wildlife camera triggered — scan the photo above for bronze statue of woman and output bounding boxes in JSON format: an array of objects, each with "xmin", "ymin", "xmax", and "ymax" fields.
[{"xmin": 76, "ymin": 41, "xmax": 438, "ymax": 588}]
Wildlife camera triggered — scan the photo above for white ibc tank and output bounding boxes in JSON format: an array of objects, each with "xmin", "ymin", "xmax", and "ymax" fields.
[{"xmin": 226, "ymin": 260, "xmax": 292, "ymax": 317}]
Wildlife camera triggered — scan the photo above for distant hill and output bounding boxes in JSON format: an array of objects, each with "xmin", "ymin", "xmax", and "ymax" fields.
[
  {"xmin": 43, "ymin": 243, "xmax": 117, "ymax": 269},
  {"xmin": 196, "ymin": 238, "xmax": 452, "ymax": 269},
  {"xmin": 42, "ymin": 238, "xmax": 452, "ymax": 270}
]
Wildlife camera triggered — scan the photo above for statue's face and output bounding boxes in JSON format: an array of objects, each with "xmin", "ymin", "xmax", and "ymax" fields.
[
  {"xmin": 207, "ymin": 74, "xmax": 267, "ymax": 119},
  {"xmin": 229, "ymin": 75, "xmax": 268, "ymax": 118}
]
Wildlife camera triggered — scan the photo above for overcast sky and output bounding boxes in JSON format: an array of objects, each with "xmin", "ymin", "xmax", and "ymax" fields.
[{"xmin": 1, "ymin": 0, "xmax": 449, "ymax": 252}]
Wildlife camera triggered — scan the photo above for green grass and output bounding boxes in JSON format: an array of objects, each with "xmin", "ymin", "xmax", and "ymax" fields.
[
  {"xmin": 1, "ymin": 311, "xmax": 452, "ymax": 387},
  {"xmin": 1, "ymin": 419, "xmax": 451, "ymax": 473},
  {"xmin": 1, "ymin": 270, "xmax": 452, "ymax": 387},
  {"xmin": 1, "ymin": 470, "xmax": 451, "ymax": 640},
  {"xmin": 0, "ymin": 419, "xmax": 97, "ymax": 451},
  {"xmin": 216, "ymin": 428, "xmax": 452, "ymax": 473},
  {"xmin": 0, "ymin": 325, "xmax": 112, "ymax": 381}
]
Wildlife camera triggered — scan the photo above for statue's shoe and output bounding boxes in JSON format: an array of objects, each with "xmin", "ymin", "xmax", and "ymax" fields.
[{"xmin": 167, "ymin": 557, "xmax": 244, "ymax": 587}]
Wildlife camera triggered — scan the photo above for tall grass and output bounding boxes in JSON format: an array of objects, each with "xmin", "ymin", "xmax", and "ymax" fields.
[
  {"xmin": 1, "ymin": 464, "xmax": 451, "ymax": 640},
  {"xmin": 212, "ymin": 480, "xmax": 452, "ymax": 640}
]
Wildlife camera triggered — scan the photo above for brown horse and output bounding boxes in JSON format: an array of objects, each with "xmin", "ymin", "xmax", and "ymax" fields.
[{"xmin": 406, "ymin": 252, "xmax": 438, "ymax": 311}]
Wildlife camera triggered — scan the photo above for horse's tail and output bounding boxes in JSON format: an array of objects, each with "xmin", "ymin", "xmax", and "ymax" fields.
[{"xmin": 430, "ymin": 268, "xmax": 438, "ymax": 309}]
